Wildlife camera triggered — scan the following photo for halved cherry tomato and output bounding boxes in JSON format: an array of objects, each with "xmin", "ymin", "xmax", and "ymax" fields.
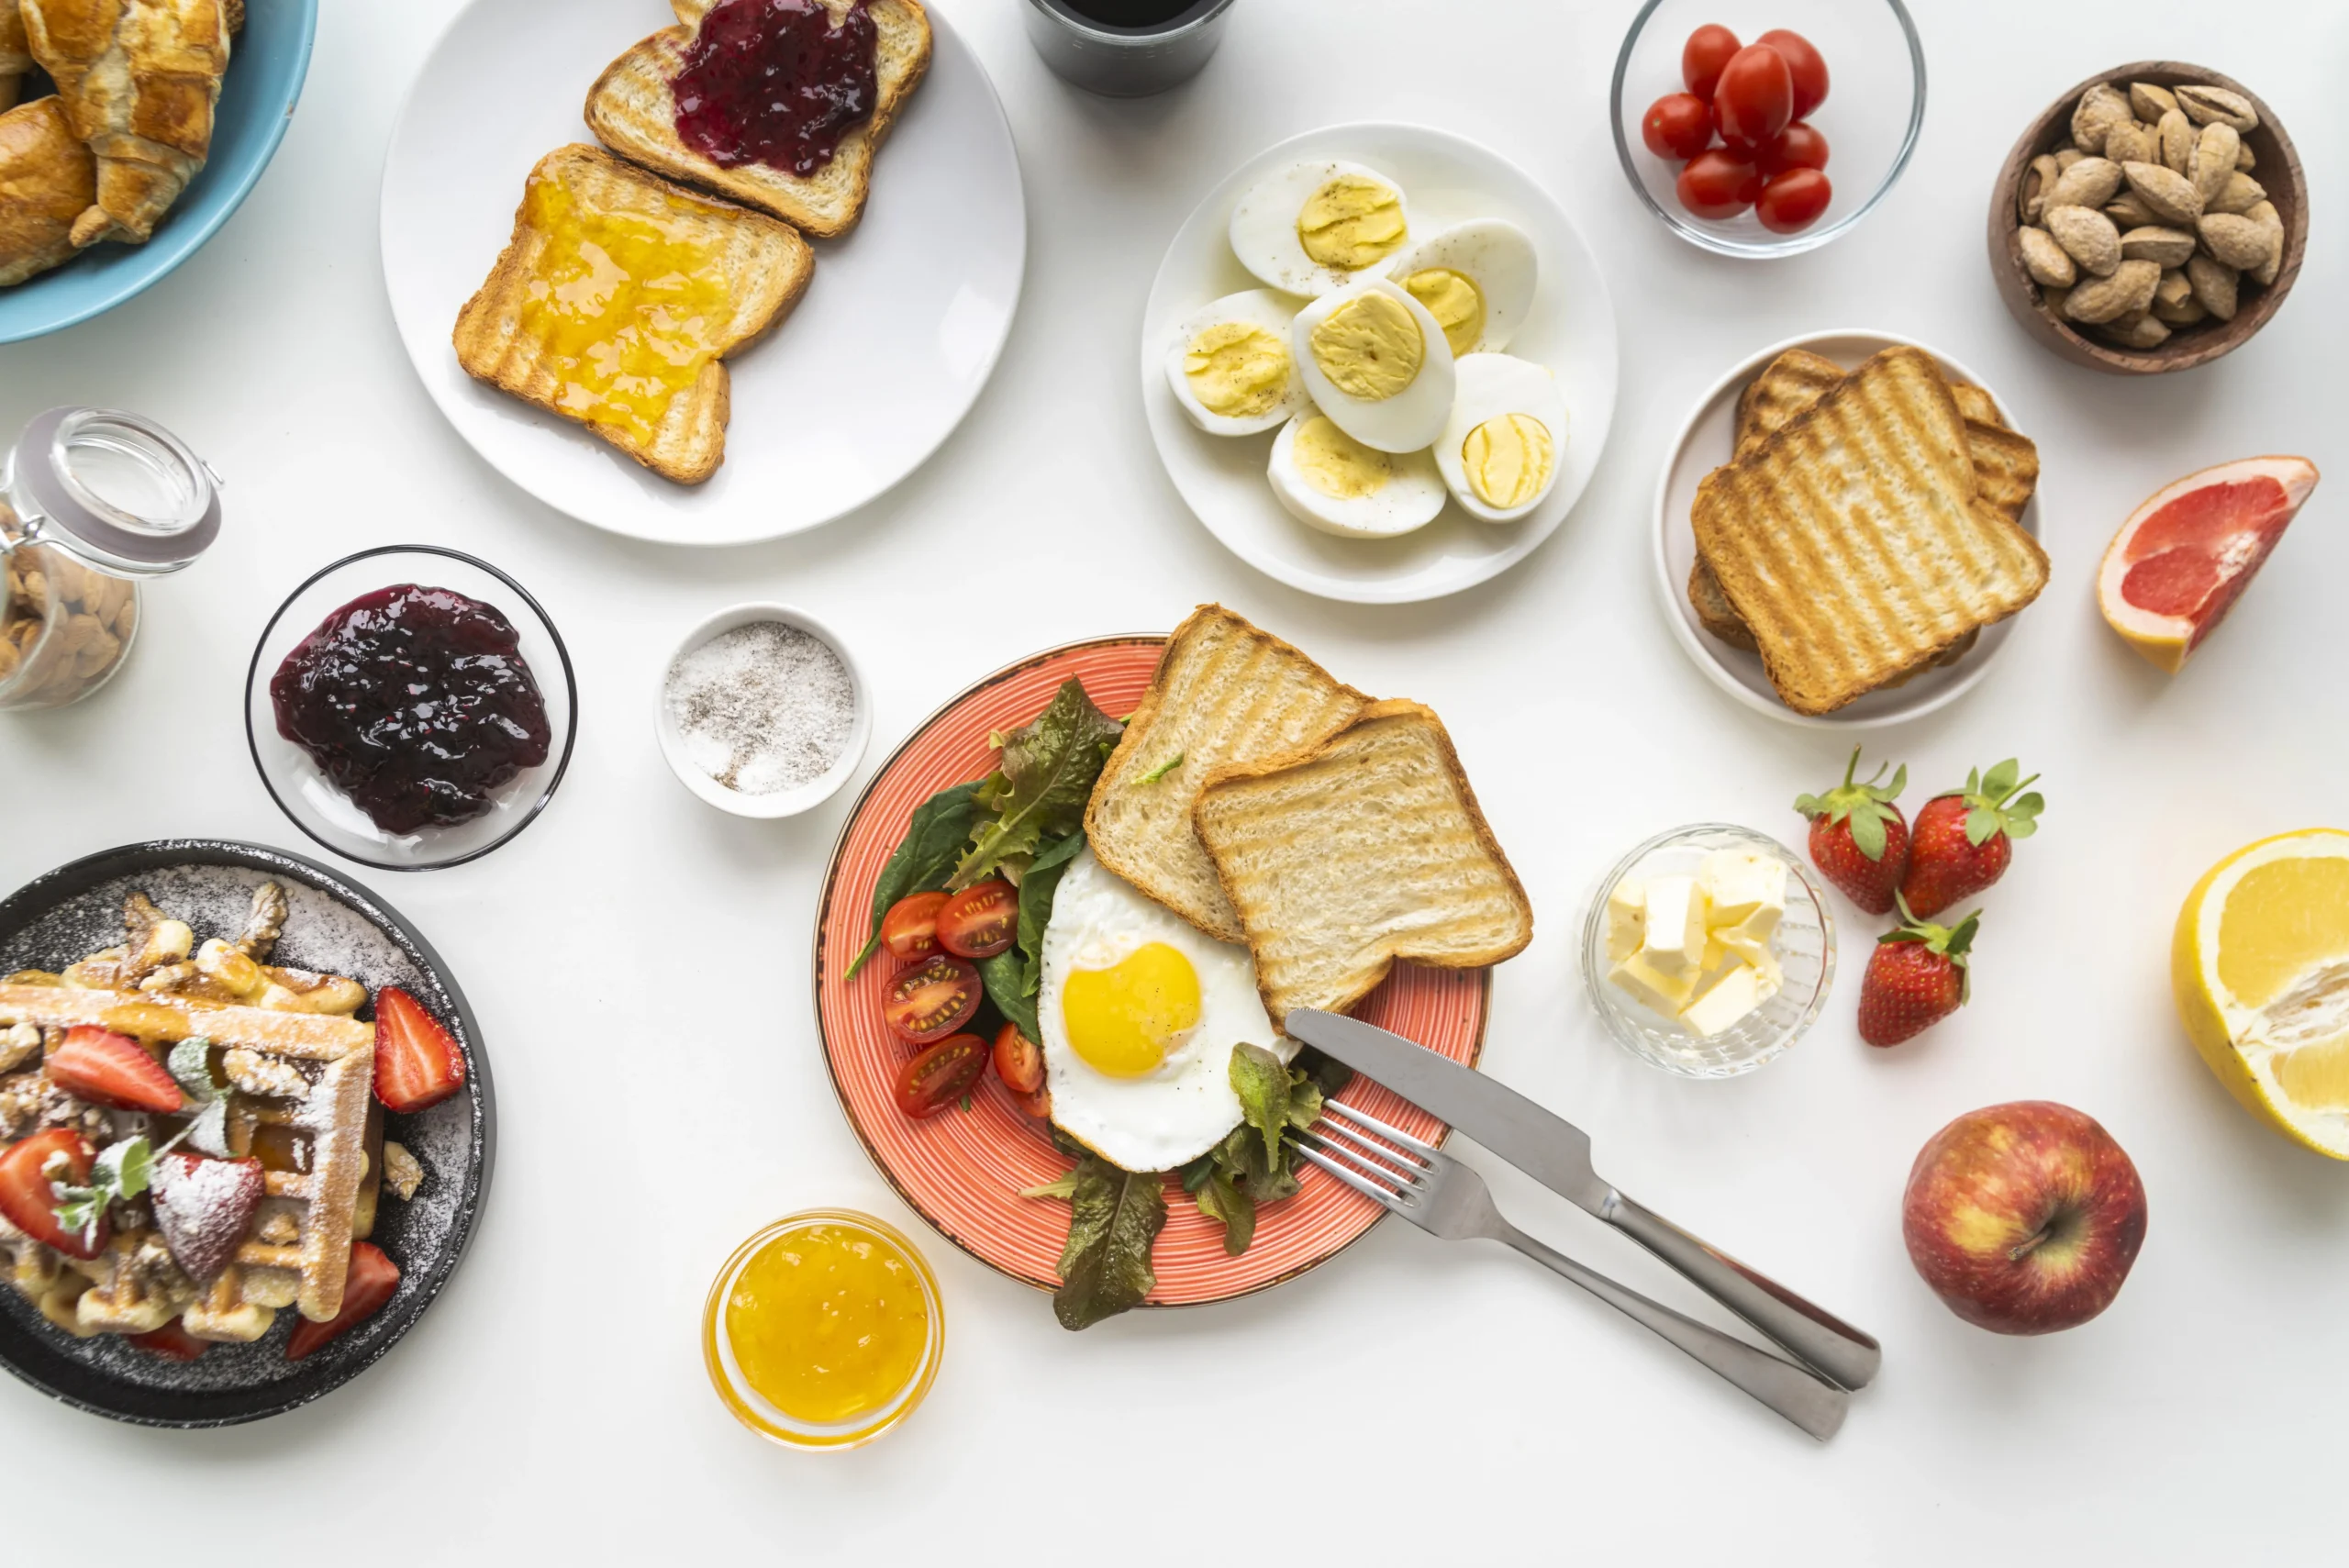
[
  {"xmin": 0, "ymin": 1128, "xmax": 104, "ymax": 1260},
  {"xmin": 1680, "ymin": 23, "xmax": 1741, "ymax": 100},
  {"xmin": 1015, "ymin": 1084, "xmax": 1052, "ymax": 1120},
  {"xmin": 1757, "ymin": 121, "xmax": 1829, "ymax": 175},
  {"xmin": 880, "ymin": 890, "xmax": 949, "ymax": 962},
  {"xmin": 1676, "ymin": 149, "xmax": 1762, "ymax": 219},
  {"xmin": 936, "ymin": 880, "xmax": 1017, "ymax": 959},
  {"xmin": 1756, "ymin": 168, "xmax": 1833, "ymax": 233},
  {"xmin": 1712, "ymin": 43, "xmax": 1792, "ymax": 149},
  {"xmin": 882, "ymin": 952, "xmax": 981, "ymax": 1044},
  {"xmin": 1758, "ymin": 28, "xmax": 1830, "ymax": 120},
  {"xmin": 894, "ymin": 1034, "xmax": 988, "ymax": 1118},
  {"xmin": 992, "ymin": 1021, "xmax": 1044, "ymax": 1095},
  {"xmin": 1641, "ymin": 92, "xmax": 1713, "ymax": 161}
]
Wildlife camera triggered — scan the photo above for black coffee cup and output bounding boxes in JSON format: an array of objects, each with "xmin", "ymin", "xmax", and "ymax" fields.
[{"xmin": 1022, "ymin": 0, "xmax": 1238, "ymax": 98}]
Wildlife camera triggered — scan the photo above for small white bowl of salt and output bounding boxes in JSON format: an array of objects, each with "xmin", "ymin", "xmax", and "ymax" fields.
[{"xmin": 657, "ymin": 604, "xmax": 871, "ymax": 818}]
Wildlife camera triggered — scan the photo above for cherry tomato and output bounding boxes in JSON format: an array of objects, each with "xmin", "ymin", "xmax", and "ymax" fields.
[
  {"xmin": 1641, "ymin": 92, "xmax": 1714, "ymax": 161},
  {"xmin": 894, "ymin": 1034, "xmax": 989, "ymax": 1118},
  {"xmin": 882, "ymin": 952, "xmax": 981, "ymax": 1044},
  {"xmin": 1676, "ymin": 149, "xmax": 1763, "ymax": 220},
  {"xmin": 1756, "ymin": 168, "xmax": 1833, "ymax": 233},
  {"xmin": 992, "ymin": 1021, "xmax": 1044, "ymax": 1095},
  {"xmin": 1712, "ymin": 44, "xmax": 1792, "ymax": 149},
  {"xmin": 1756, "ymin": 121, "xmax": 1830, "ymax": 175},
  {"xmin": 1015, "ymin": 1084, "xmax": 1052, "ymax": 1120},
  {"xmin": 1680, "ymin": 23, "xmax": 1741, "ymax": 100},
  {"xmin": 1757, "ymin": 28, "xmax": 1830, "ymax": 120},
  {"xmin": 936, "ymin": 880, "xmax": 1017, "ymax": 959},
  {"xmin": 880, "ymin": 890, "xmax": 948, "ymax": 962}
]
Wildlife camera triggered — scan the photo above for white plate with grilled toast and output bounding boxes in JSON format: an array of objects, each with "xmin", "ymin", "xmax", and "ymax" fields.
[
  {"xmin": 1653, "ymin": 329, "xmax": 2048, "ymax": 728},
  {"xmin": 1142, "ymin": 124, "xmax": 1619, "ymax": 605},
  {"xmin": 381, "ymin": 0, "xmax": 1022, "ymax": 545}
]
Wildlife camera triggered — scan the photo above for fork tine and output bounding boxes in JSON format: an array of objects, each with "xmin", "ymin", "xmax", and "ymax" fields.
[
  {"xmin": 1320, "ymin": 1098, "xmax": 1441, "ymax": 1160},
  {"xmin": 1310, "ymin": 1115, "xmax": 1431, "ymax": 1186},
  {"xmin": 1291, "ymin": 1138, "xmax": 1403, "ymax": 1207}
]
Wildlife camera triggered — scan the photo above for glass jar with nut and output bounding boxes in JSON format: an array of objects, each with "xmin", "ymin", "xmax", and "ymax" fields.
[{"xmin": 0, "ymin": 408, "xmax": 220, "ymax": 712}]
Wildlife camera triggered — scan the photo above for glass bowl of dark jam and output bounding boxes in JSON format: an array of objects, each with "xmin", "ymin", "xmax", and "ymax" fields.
[{"xmin": 245, "ymin": 546, "xmax": 576, "ymax": 871}]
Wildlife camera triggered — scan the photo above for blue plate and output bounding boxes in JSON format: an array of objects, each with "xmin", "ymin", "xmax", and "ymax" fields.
[{"xmin": 0, "ymin": 0, "xmax": 318, "ymax": 344}]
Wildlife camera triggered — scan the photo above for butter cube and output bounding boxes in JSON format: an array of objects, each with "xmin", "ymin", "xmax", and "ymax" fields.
[
  {"xmin": 1700, "ymin": 851, "xmax": 1787, "ymax": 940},
  {"xmin": 1604, "ymin": 878, "xmax": 1646, "ymax": 963},
  {"xmin": 1683, "ymin": 962, "xmax": 1769, "ymax": 1038},
  {"xmin": 1609, "ymin": 950, "xmax": 1698, "ymax": 1017},
  {"xmin": 1640, "ymin": 875, "xmax": 1709, "ymax": 975},
  {"xmin": 1718, "ymin": 929, "xmax": 1784, "ymax": 992}
]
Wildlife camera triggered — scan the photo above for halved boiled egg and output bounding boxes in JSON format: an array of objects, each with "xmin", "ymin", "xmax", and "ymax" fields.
[
  {"xmin": 1228, "ymin": 160, "xmax": 1411, "ymax": 297},
  {"xmin": 1291, "ymin": 278, "xmax": 1457, "ymax": 453},
  {"xmin": 1163, "ymin": 290, "xmax": 1309, "ymax": 436},
  {"xmin": 1436, "ymin": 354, "xmax": 1569, "ymax": 523},
  {"xmin": 1267, "ymin": 412, "xmax": 1448, "ymax": 539},
  {"xmin": 1384, "ymin": 219, "xmax": 1540, "ymax": 357}
]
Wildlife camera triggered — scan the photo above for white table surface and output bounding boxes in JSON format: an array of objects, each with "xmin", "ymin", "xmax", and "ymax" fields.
[{"xmin": 3, "ymin": 1, "xmax": 2344, "ymax": 1560}]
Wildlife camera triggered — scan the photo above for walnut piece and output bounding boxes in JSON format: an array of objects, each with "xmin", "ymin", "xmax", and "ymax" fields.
[
  {"xmin": 221, "ymin": 1048, "xmax": 307, "ymax": 1100},
  {"xmin": 381, "ymin": 1140, "xmax": 424, "ymax": 1202}
]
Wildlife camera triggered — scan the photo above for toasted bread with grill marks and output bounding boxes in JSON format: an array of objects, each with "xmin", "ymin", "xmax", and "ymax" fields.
[
  {"xmin": 1085, "ymin": 606, "xmax": 1367, "ymax": 943},
  {"xmin": 1691, "ymin": 346, "xmax": 2050, "ymax": 716},
  {"xmin": 1193, "ymin": 701, "xmax": 1531, "ymax": 1027},
  {"xmin": 451, "ymin": 144, "xmax": 811, "ymax": 485},
  {"xmin": 585, "ymin": 0, "xmax": 930, "ymax": 239}
]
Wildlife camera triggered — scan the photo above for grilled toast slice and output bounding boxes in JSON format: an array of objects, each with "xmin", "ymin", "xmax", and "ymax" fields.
[
  {"xmin": 1691, "ymin": 346, "xmax": 2051, "ymax": 715},
  {"xmin": 1194, "ymin": 701, "xmax": 1532, "ymax": 1026},
  {"xmin": 451, "ymin": 144, "xmax": 812, "ymax": 485},
  {"xmin": 1085, "ymin": 606, "xmax": 1367, "ymax": 943},
  {"xmin": 585, "ymin": 0, "xmax": 930, "ymax": 239}
]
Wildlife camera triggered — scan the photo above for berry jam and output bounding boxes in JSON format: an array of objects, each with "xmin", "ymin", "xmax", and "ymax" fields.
[
  {"xmin": 672, "ymin": 0, "xmax": 879, "ymax": 178},
  {"xmin": 270, "ymin": 584, "xmax": 551, "ymax": 836}
]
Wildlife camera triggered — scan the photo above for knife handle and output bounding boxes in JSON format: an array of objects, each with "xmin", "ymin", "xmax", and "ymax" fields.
[{"xmin": 1601, "ymin": 1190, "xmax": 1883, "ymax": 1391}]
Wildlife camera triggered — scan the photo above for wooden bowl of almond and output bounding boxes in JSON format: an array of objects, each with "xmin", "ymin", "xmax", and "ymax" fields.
[{"xmin": 1988, "ymin": 62, "xmax": 2306, "ymax": 374}]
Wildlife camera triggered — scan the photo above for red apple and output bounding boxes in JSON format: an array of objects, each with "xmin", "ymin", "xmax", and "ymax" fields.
[{"xmin": 1901, "ymin": 1101, "xmax": 2147, "ymax": 1335}]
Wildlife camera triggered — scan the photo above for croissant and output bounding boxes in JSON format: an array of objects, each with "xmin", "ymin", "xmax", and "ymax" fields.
[
  {"xmin": 0, "ymin": 5, "xmax": 29, "ymax": 114},
  {"xmin": 22, "ymin": 0, "xmax": 229, "ymax": 247},
  {"xmin": 0, "ymin": 95, "xmax": 96, "ymax": 285}
]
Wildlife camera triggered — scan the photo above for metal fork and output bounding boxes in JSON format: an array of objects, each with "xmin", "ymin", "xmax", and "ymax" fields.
[{"xmin": 1296, "ymin": 1101, "xmax": 1849, "ymax": 1440}]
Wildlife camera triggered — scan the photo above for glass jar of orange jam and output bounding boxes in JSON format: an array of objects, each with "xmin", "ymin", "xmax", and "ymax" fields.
[{"xmin": 702, "ymin": 1209, "xmax": 942, "ymax": 1450}]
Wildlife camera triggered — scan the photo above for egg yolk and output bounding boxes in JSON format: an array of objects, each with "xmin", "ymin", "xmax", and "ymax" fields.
[
  {"xmin": 517, "ymin": 172, "xmax": 734, "ymax": 449},
  {"xmin": 1297, "ymin": 173, "xmax": 1407, "ymax": 270},
  {"xmin": 1309, "ymin": 292, "xmax": 1424, "ymax": 402},
  {"xmin": 724, "ymin": 1222, "xmax": 930, "ymax": 1427},
  {"xmin": 1404, "ymin": 268, "xmax": 1484, "ymax": 356},
  {"xmin": 1183, "ymin": 321, "xmax": 1290, "ymax": 418},
  {"xmin": 1293, "ymin": 416, "xmax": 1391, "ymax": 499},
  {"xmin": 1462, "ymin": 413, "xmax": 1555, "ymax": 507},
  {"xmin": 1061, "ymin": 942, "xmax": 1202, "ymax": 1078}
]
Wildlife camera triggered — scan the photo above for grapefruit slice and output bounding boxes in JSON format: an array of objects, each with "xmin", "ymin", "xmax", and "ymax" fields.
[{"xmin": 2098, "ymin": 456, "xmax": 2320, "ymax": 673}]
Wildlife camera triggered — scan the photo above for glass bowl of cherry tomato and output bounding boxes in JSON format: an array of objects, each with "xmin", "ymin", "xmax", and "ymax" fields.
[{"xmin": 1610, "ymin": 0, "xmax": 1925, "ymax": 258}]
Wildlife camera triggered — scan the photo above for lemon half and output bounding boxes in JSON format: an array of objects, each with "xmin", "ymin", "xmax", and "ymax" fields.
[{"xmin": 2173, "ymin": 828, "xmax": 2349, "ymax": 1158}]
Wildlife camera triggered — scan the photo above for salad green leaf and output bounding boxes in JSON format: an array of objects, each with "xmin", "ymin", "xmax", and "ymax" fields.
[
  {"xmin": 1228, "ymin": 1043, "xmax": 1294, "ymax": 1172},
  {"xmin": 1016, "ymin": 831, "xmax": 1086, "ymax": 998},
  {"xmin": 1190, "ymin": 1162, "xmax": 1255, "ymax": 1257},
  {"xmin": 1052, "ymin": 1155, "xmax": 1166, "ymax": 1330},
  {"xmin": 975, "ymin": 950, "xmax": 1037, "ymax": 1043},
  {"xmin": 953, "ymin": 681, "xmax": 1123, "ymax": 891},
  {"xmin": 1186, "ymin": 1048, "xmax": 1330, "ymax": 1250},
  {"xmin": 845, "ymin": 782, "xmax": 985, "ymax": 978}
]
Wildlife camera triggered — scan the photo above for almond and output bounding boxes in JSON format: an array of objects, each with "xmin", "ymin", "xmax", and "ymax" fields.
[
  {"xmin": 2119, "ymin": 226, "xmax": 2196, "ymax": 267},
  {"xmin": 2102, "ymin": 120, "xmax": 2155, "ymax": 168},
  {"xmin": 2191, "ymin": 123, "xmax": 2240, "ymax": 205},
  {"xmin": 2157, "ymin": 109, "xmax": 2195, "ymax": 174},
  {"xmin": 2098, "ymin": 310, "xmax": 2171, "ymax": 350},
  {"xmin": 2018, "ymin": 226, "xmax": 2076, "ymax": 287},
  {"xmin": 2071, "ymin": 83, "xmax": 2133, "ymax": 154},
  {"xmin": 2102, "ymin": 191, "xmax": 2156, "ymax": 228},
  {"xmin": 2245, "ymin": 199, "xmax": 2285, "ymax": 286},
  {"xmin": 2209, "ymin": 171, "xmax": 2266, "ymax": 217},
  {"xmin": 2187, "ymin": 252, "xmax": 2239, "ymax": 321},
  {"xmin": 2122, "ymin": 161, "xmax": 2202, "ymax": 226},
  {"xmin": 2046, "ymin": 156, "xmax": 2122, "ymax": 211},
  {"xmin": 2055, "ymin": 147, "xmax": 2086, "ymax": 172},
  {"xmin": 2019, "ymin": 153, "xmax": 2063, "ymax": 224},
  {"xmin": 2176, "ymin": 83, "xmax": 2257, "ymax": 133},
  {"xmin": 2063, "ymin": 259, "xmax": 2159, "ymax": 324},
  {"xmin": 2129, "ymin": 82, "xmax": 2179, "ymax": 121},
  {"xmin": 2043, "ymin": 205, "xmax": 2121, "ymax": 276},
  {"xmin": 2235, "ymin": 139, "xmax": 2256, "ymax": 172},
  {"xmin": 2198, "ymin": 212, "xmax": 2275, "ymax": 272}
]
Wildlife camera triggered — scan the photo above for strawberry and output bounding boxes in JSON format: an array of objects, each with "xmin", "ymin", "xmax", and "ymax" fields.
[
  {"xmin": 287, "ymin": 1241, "xmax": 401, "ymax": 1362},
  {"xmin": 1795, "ymin": 747, "xmax": 1910, "ymax": 914},
  {"xmin": 1899, "ymin": 759, "xmax": 2043, "ymax": 918},
  {"xmin": 45, "ymin": 1026, "xmax": 183, "ymax": 1114},
  {"xmin": 372, "ymin": 987, "xmax": 465, "ymax": 1114},
  {"xmin": 0, "ymin": 1128, "xmax": 105, "ymax": 1259},
  {"xmin": 150, "ymin": 1151, "xmax": 266, "ymax": 1282},
  {"xmin": 1858, "ymin": 899, "xmax": 1980, "ymax": 1048},
  {"xmin": 128, "ymin": 1319, "xmax": 210, "ymax": 1362}
]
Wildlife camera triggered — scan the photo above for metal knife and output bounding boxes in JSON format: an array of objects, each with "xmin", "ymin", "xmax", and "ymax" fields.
[{"xmin": 1285, "ymin": 1008, "xmax": 1883, "ymax": 1392}]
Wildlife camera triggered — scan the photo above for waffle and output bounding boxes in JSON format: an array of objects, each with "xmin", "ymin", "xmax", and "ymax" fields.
[{"xmin": 0, "ymin": 884, "xmax": 384, "ymax": 1344}]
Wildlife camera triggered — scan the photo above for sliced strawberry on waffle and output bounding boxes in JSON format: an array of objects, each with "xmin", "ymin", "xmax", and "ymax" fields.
[
  {"xmin": 372, "ymin": 988, "xmax": 465, "ymax": 1113},
  {"xmin": 150, "ymin": 1151, "xmax": 266, "ymax": 1282},
  {"xmin": 45, "ymin": 1026, "xmax": 184, "ymax": 1114}
]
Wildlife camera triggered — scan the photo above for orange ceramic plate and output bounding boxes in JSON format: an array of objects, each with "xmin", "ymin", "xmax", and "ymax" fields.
[{"xmin": 813, "ymin": 637, "xmax": 1489, "ymax": 1306}]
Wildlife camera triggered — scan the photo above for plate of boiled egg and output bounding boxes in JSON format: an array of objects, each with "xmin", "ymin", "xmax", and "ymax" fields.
[{"xmin": 1141, "ymin": 123, "xmax": 1619, "ymax": 604}]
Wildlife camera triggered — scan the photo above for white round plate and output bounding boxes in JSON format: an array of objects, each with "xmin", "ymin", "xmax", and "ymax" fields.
[
  {"xmin": 1653, "ymin": 329, "xmax": 2042, "ymax": 728},
  {"xmin": 1141, "ymin": 123, "xmax": 1619, "ymax": 604},
  {"xmin": 381, "ymin": 0, "xmax": 1024, "ymax": 546}
]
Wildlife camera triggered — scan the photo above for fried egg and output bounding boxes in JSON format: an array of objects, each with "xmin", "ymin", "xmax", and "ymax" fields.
[
  {"xmin": 1383, "ymin": 220, "xmax": 1540, "ymax": 356},
  {"xmin": 1228, "ymin": 160, "xmax": 1411, "ymax": 297},
  {"xmin": 1163, "ymin": 290, "xmax": 1310, "ymax": 437},
  {"xmin": 1435, "ymin": 353, "xmax": 1569, "ymax": 522},
  {"xmin": 1267, "ymin": 412, "xmax": 1447, "ymax": 539},
  {"xmin": 1291, "ymin": 277, "xmax": 1457, "ymax": 453},
  {"xmin": 1039, "ymin": 848, "xmax": 1291, "ymax": 1173}
]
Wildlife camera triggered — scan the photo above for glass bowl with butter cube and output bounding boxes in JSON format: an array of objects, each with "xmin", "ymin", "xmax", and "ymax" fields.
[{"xmin": 1582, "ymin": 823, "xmax": 1835, "ymax": 1078}]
